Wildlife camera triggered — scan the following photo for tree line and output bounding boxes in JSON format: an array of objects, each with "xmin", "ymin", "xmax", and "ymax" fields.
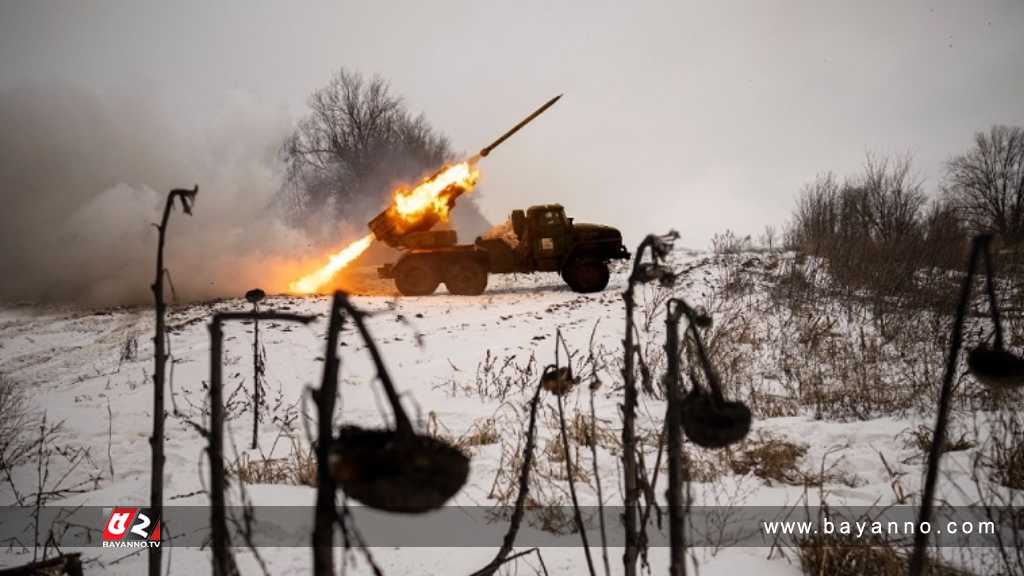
[{"xmin": 785, "ymin": 125, "xmax": 1024, "ymax": 304}]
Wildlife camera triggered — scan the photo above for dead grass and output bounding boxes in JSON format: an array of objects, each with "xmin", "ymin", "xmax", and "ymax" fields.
[
  {"xmin": 797, "ymin": 531, "xmax": 903, "ymax": 576},
  {"xmin": 682, "ymin": 433, "xmax": 862, "ymax": 488},
  {"xmin": 541, "ymin": 437, "xmax": 590, "ymax": 484},
  {"xmin": 428, "ymin": 413, "xmax": 501, "ymax": 451},
  {"xmin": 458, "ymin": 417, "xmax": 500, "ymax": 448},
  {"xmin": 971, "ymin": 401, "xmax": 1024, "ymax": 574},
  {"xmin": 679, "ymin": 447, "xmax": 729, "ymax": 483},
  {"xmin": 228, "ymin": 440, "xmax": 316, "ymax": 487},
  {"xmin": 980, "ymin": 401, "xmax": 1024, "ymax": 491},
  {"xmin": 0, "ymin": 373, "xmax": 32, "ymax": 468},
  {"xmin": 902, "ymin": 424, "xmax": 975, "ymax": 455},
  {"xmin": 747, "ymin": 389, "xmax": 802, "ymax": 418},
  {"xmin": 525, "ymin": 495, "xmax": 577, "ymax": 535},
  {"xmin": 567, "ymin": 412, "xmax": 619, "ymax": 453},
  {"xmin": 991, "ymin": 438, "xmax": 1024, "ymax": 491},
  {"xmin": 728, "ymin": 433, "xmax": 808, "ymax": 485},
  {"xmin": 796, "ymin": 530, "xmax": 973, "ymax": 576},
  {"xmin": 487, "ymin": 427, "xmax": 586, "ymax": 535}
]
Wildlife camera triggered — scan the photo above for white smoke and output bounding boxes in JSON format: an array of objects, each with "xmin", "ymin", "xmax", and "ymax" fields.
[{"xmin": 0, "ymin": 84, "xmax": 350, "ymax": 305}]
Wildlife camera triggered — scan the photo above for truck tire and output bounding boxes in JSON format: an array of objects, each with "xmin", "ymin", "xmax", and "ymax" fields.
[
  {"xmin": 444, "ymin": 258, "xmax": 488, "ymax": 295},
  {"xmin": 562, "ymin": 258, "xmax": 610, "ymax": 293},
  {"xmin": 394, "ymin": 257, "xmax": 440, "ymax": 296}
]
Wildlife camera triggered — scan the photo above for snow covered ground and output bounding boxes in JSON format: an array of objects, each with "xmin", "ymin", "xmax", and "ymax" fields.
[{"xmin": 0, "ymin": 250, "xmax": 1007, "ymax": 574}]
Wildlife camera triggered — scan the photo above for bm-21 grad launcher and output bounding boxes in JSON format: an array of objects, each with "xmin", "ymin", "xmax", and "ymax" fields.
[
  {"xmin": 368, "ymin": 94, "xmax": 562, "ymax": 249},
  {"xmin": 367, "ymin": 94, "xmax": 630, "ymax": 296}
]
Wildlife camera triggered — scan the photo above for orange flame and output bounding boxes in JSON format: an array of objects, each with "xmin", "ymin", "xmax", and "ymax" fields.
[
  {"xmin": 392, "ymin": 161, "xmax": 479, "ymax": 223},
  {"xmin": 288, "ymin": 234, "xmax": 374, "ymax": 294},
  {"xmin": 287, "ymin": 161, "xmax": 480, "ymax": 295}
]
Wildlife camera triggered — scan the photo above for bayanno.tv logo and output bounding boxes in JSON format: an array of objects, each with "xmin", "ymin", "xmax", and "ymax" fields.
[{"xmin": 102, "ymin": 507, "xmax": 162, "ymax": 548}]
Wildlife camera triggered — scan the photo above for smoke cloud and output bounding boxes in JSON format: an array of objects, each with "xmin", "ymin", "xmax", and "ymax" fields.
[{"xmin": 0, "ymin": 84, "xmax": 378, "ymax": 306}]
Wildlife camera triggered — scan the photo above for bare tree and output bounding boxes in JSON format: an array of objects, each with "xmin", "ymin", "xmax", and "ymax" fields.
[
  {"xmin": 946, "ymin": 125, "xmax": 1024, "ymax": 245},
  {"xmin": 788, "ymin": 156, "xmax": 927, "ymax": 251},
  {"xmin": 783, "ymin": 154, "xmax": 970, "ymax": 317},
  {"xmin": 786, "ymin": 172, "xmax": 841, "ymax": 252},
  {"xmin": 282, "ymin": 70, "xmax": 451, "ymax": 227},
  {"xmin": 851, "ymin": 154, "xmax": 926, "ymax": 244}
]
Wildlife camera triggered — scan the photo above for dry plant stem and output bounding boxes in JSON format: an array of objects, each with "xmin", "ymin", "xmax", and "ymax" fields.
[
  {"xmin": 553, "ymin": 323, "xmax": 600, "ymax": 574},
  {"xmin": 335, "ymin": 294, "xmax": 413, "ymax": 437},
  {"xmin": 336, "ymin": 501, "xmax": 384, "ymax": 576},
  {"xmin": 106, "ymin": 397, "xmax": 114, "ymax": 481},
  {"xmin": 209, "ymin": 311, "xmax": 313, "ymax": 576},
  {"xmin": 501, "ymin": 548, "xmax": 550, "ymax": 576},
  {"xmin": 685, "ymin": 311, "xmax": 722, "ymax": 397},
  {"xmin": 980, "ymin": 239, "xmax": 1004, "ymax": 348},
  {"xmin": 314, "ymin": 294, "xmax": 345, "ymax": 576},
  {"xmin": 33, "ymin": 416, "xmax": 44, "ymax": 562},
  {"xmin": 590, "ymin": 387, "xmax": 611, "ymax": 576},
  {"xmin": 620, "ymin": 235, "xmax": 655, "ymax": 576},
  {"xmin": 469, "ymin": 381, "xmax": 544, "ymax": 576},
  {"xmin": 664, "ymin": 300, "xmax": 689, "ymax": 576},
  {"xmin": 557, "ymin": 394, "xmax": 597, "ymax": 576},
  {"xmin": 908, "ymin": 235, "xmax": 986, "ymax": 576},
  {"xmin": 251, "ymin": 302, "xmax": 260, "ymax": 450},
  {"xmin": 208, "ymin": 320, "xmax": 238, "ymax": 576},
  {"xmin": 224, "ymin": 436, "xmax": 271, "ymax": 576},
  {"xmin": 150, "ymin": 185, "xmax": 196, "ymax": 576},
  {"xmin": 639, "ymin": 429, "xmax": 665, "ymax": 533}
]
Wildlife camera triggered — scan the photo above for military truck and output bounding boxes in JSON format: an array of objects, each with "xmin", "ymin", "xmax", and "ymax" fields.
[{"xmin": 372, "ymin": 204, "xmax": 630, "ymax": 296}]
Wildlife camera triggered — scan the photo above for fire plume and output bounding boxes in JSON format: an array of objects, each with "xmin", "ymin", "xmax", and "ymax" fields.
[
  {"xmin": 288, "ymin": 233, "xmax": 374, "ymax": 294},
  {"xmin": 287, "ymin": 161, "xmax": 480, "ymax": 295},
  {"xmin": 393, "ymin": 161, "xmax": 478, "ymax": 221}
]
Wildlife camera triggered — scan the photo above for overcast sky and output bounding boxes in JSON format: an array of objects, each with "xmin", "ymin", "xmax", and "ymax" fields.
[{"xmin": 2, "ymin": 0, "xmax": 1022, "ymax": 248}]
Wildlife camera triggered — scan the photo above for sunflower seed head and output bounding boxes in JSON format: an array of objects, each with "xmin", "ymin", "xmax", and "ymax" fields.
[
  {"xmin": 658, "ymin": 270, "xmax": 678, "ymax": 288},
  {"xmin": 650, "ymin": 230, "xmax": 679, "ymax": 260},
  {"xmin": 330, "ymin": 427, "xmax": 470, "ymax": 513},
  {"xmin": 174, "ymin": 186, "xmax": 198, "ymax": 215},
  {"xmin": 245, "ymin": 288, "xmax": 266, "ymax": 304},
  {"xmin": 679, "ymin": 388, "xmax": 752, "ymax": 449},
  {"xmin": 967, "ymin": 344, "xmax": 1024, "ymax": 389},
  {"xmin": 691, "ymin": 305, "xmax": 712, "ymax": 328},
  {"xmin": 541, "ymin": 366, "xmax": 578, "ymax": 396}
]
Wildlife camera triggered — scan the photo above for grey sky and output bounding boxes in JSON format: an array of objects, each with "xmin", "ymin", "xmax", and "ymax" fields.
[{"xmin": 2, "ymin": 0, "xmax": 1022, "ymax": 248}]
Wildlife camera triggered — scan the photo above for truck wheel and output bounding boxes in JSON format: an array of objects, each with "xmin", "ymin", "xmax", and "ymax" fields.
[
  {"xmin": 394, "ymin": 257, "xmax": 440, "ymax": 296},
  {"xmin": 563, "ymin": 258, "xmax": 610, "ymax": 293},
  {"xmin": 445, "ymin": 258, "xmax": 488, "ymax": 296}
]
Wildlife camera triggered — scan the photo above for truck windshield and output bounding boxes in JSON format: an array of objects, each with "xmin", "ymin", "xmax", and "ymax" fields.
[{"xmin": 542, "ymin": 211, "xmax": 564, "ymax": 226}]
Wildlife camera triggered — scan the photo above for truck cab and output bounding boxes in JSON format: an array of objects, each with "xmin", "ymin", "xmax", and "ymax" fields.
[{"xmin": 511, "ymin": 205, "xmax": 573, "ymax": 272}]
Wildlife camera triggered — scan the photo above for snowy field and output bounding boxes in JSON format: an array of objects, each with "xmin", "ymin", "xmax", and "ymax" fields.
[{"xmin": 0, "ymin": 249, "xmax": 1009, "ymax": 575}]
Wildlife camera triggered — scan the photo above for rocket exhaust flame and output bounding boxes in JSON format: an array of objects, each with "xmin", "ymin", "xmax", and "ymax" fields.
[
  {"xmin": 288, "ymin": 162, "xmax": 480, "ymax": 294},
  {"xmin": 288, "ymin": 233, "xmax": 375, "ymax": 294},
  {"xmin": 287, "ymin": 94, "xmax": 560, "ymax": 295},
  {"xmin": 392, "ymin": 161, "xmax": 479, "ymax": 223}
]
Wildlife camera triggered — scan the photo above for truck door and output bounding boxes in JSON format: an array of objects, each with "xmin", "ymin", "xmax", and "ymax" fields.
[{"xmin": 531, "ymin": 208, "xmax": 568, "ymax": 271}]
